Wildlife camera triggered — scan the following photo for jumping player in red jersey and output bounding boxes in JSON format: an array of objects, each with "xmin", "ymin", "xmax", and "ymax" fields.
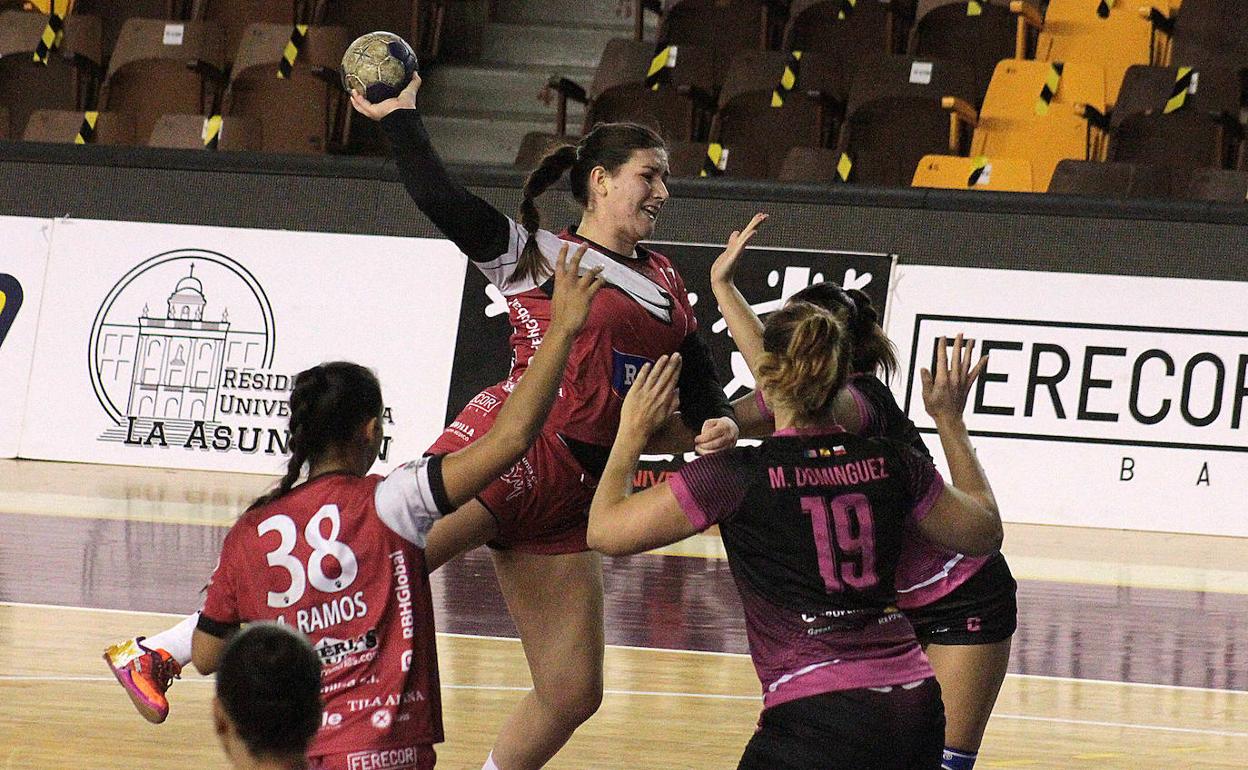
[
  {"xmin": 114, "ymin": 247, "xmax": 601, "ymax": 770},
  {"xmin": 347, "ymin": 74, "xmax": 739, "ymax": 770},
  {"xmin": 712, "ymin": 218, "xmax": 1017, "ymax": 770},
  {"xmin": 587, "ymin": 291, "xmax": 1003, "ymax": 769}
]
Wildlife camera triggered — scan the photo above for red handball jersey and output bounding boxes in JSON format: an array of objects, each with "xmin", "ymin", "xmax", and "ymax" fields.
[
  {"xmin": 201, "ymin": 457, "xmax": 453, "ymax": 759},
  {"xmin": 479, "ymin": 221, "xmax": 698, "ymax": 446}
]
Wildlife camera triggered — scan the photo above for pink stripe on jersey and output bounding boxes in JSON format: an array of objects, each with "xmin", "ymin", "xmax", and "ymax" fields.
[
  {"xmin": 762, "ymin": 644, "xmax": 933, "ymax": 710},
  {"xmin": 668, "ymin": 471, "xmax": 714, "ymax": 531},
  {"xmin": 754, "ymin": 389, "xmax": 773, "ymax": 421},
  {"xmin": 896, "ymin": 546, "xmax": 992, "ymax": 610},
  {"xmin": 910, "ymin": 473, "xmax": 945, "ymax": 523},
  {"xmin": 846, "ymin": 382, "xmax": 871, "ymax": 431}
]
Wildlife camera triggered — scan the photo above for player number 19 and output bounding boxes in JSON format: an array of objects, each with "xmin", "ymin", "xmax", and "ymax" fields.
[{"xmin": 800, "ymin": 493, "xmax": 878, "ymax": 592}]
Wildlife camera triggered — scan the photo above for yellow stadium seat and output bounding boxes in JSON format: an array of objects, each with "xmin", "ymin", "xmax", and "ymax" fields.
[
  {"xmin": 952, "ymin": 58, "xmax": 1107, "ymax": 190},
  {"xmin": 912, "ymin": 154, "xmax": 1035, "ymax": 191}
]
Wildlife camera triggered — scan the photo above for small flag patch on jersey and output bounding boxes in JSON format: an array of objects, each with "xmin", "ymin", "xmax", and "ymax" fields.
[
  {"xmin": 833, "ymin": 445, "xmax": 847, "ymax": 456},
  {"xmin": 805, "ymin": 449, "xmax": 819, "ymax": 458}
]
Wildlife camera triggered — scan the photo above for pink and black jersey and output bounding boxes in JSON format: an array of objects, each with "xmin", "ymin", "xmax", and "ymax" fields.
[
  {"xmin": 200, "ymin": 458, "xmax": 454, "ymax": 759},
  {"xmin": 847, "ymin": 374, "xmax": 991, "ymax": 610},
  {"xmin": 669, "ymin": 427, "xmax": 945, "ymax": 709},
  {"xmin": 381, "ymin": 109, "xmax": 731, "ymax": 458}
]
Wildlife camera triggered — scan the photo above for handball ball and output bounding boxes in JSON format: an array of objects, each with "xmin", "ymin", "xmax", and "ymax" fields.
[{"xmin": 340, "ymin": 31, "xmax": 418, "ymax": 103}]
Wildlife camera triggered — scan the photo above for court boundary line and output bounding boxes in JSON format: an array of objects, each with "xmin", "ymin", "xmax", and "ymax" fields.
[{"xmin": 5, "ymin": 601, "xmax": 1246, "ymax": 697}]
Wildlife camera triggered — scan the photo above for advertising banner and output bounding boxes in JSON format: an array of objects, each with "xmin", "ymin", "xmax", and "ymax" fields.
[
  {"xmin": 444, "ymin": 237, "xmax": 895, "ymax": 486},
  {"xmin": 887, "ymin": 265, "xmax": 1248, "ymax": 536},
  {"xmin": 20, "ymin": 219, "xmax": 467, "ymax": 475},
  {"xmin": 0, "ymin": 216, "xmax": 53, "ymax": 458}
]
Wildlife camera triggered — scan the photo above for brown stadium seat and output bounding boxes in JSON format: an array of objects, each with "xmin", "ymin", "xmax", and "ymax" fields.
[
  {"xmin": 147, "ymin": 112, "xmax": 261, "ymax": 150},
  {"xmin": 222, "ymin": 23, "xmax": 349, "ymax": 154},
  {"xmin": 912, "ymin": 153, "xmax": 1035, "ymax": 190},
  {"xmin": 1165, "ymin": 0, "xmax": 1248, "ymax": 71},
  {"xmin": 73, "ymin": 0, "xmax": 184, "ymax": 65},
  {"xmin": 546, "ymin": 38, "xmax": 716, "ymax": 141},
  {"xmin": 949, "ymin": 59, "xmax": 1107, "ymax": 190},
  {"xmin": 188, "ymin": 0, "xmax": 299, "ymax": 67},
  {"xmin": 666, "ymin": 139, "xmax": 766, "ymax": 178},
  {"xmin": 784, "ymin": 0, "xmax": 905, "ymax": 103},
  {"xmin": 0, "ymin": 10, "xmax": 103, "ymax": 139},
  {"xmin": 309, "ymin": 0, "xmax": 448, "ymax": 61},
  {"xmin": 1020, "ymin": 0, "xmax": 1167, "ymax": 105},
  {"xmin": 778, "ymin": 146, "xmax": 851, "ymax": 182},
  {"xmin": 513, "ymin": 131, "xmax": 566, "ymax": 170},
  {"xmin": 1046, "ymin": 159, "xmax": 1173, "ymax": 196},
  {"xmin": 1183, "ymin": 167, "xmax": 1248, "ymax": 201},
  {"xmin": 0, "ymin": 106, "xmax": 8, "ymax": 140},
  {"xmin": 708, "ymin": 49, "xmax": 842, "ymax": 179},
  {"xmin": 99, "ymin": 18, "xmax": 225, "ymax": 145},
  {"xmin": 656, "ymin": 0, "xmax": 771, "ymax": 87},
  {"xmin": 833, "ymin": 54, "xmax": 980, "ymax": 186},
  {"xmin": 22, "ymin": 107, "xmax": 134, "ymax": 144},
  {"xmin": 908, "ymin": 0, "xmax": 1029, "ymax": 99},
  {"xmin": 1098, "ymin": 64, "xmax": 1242, "ymax": 192}
]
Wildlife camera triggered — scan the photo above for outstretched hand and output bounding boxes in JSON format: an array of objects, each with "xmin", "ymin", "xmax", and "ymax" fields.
[
  {"xmin": 921, "ymin": 333, "xmax": 988, "ymax": 422},
  {"xmin": 619, "ymin": 354, "xmax": 683, "ymax": 443},
  {"xmin": 349, "ymin": 72, "xmax": 421, "ymax": 121},
  {"xmin": 549, "ymin": 243, "xmax": 605, "ymax": 336},
  {"xmin": 710, "ymin": 213, "xmax": 768, "ymax": 286}
]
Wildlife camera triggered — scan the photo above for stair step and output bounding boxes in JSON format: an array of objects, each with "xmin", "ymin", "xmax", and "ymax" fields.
[
  {"xmin": 421, "ymin": 113, "xmax": 562, "ymax": 166},
  {"xmin": 495, "ymin": 0, "xmax": 659, "ymax": 35},
  {"xmin": 419, "ymin": 63, "xmax": 591, "ymax": 123},
  {"xmin": 479, "ymin": 22, "xmax": 621, "ymax": 69}
]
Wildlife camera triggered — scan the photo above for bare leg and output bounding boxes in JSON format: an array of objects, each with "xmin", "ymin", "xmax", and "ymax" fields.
[
  {"xmin": 925, "ymin": 637, "xmax": 1013, "ymax": 753},
  {"xmin": 487, "ymin": 549, "xmax": 605, "ymax": 770},
  {"xmin": 424, "ymin": 499, "xmax": 498, "ymax": 572}
]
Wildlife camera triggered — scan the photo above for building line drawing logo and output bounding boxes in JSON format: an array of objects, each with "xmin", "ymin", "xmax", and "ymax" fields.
[{"xmin": 87, "ymin": 249, "xmax": 277, "ymax": 448}]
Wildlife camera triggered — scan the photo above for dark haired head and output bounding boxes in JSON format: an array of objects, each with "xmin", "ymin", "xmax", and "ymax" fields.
[
  {"xmin": 215, "ymin": 623, "xmax": 321, "ymax": 761},
  {"xmin": 250, "ymin": 361, "xmax": 383, "ymax": 510},
  {"xmin": 756, "ymin": 301, "xmax": 854, "ymax": 424},
  {"xmin": 787, "ymin": 283, "xmax": 897, "ymax": 380},
  {"xmin": 514, "ymin": 122, "xmax": 666, "ymax": 285}
]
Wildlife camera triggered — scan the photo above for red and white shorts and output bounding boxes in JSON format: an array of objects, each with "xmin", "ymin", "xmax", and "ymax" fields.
[{"xmin": 427, "ymin": 385, "xmax": 597, "ymax": 555}]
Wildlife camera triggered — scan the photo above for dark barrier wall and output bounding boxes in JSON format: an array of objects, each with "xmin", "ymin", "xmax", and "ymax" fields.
[{"xmin": 2, "ymin": 142, "xmax": 1247, "ymax": 283}]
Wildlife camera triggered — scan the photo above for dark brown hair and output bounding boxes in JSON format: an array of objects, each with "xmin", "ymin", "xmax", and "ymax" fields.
[
  {"xmin": 249, "ymin": 362, "xmax": 382, "ymax": 510},
  {"xmin": 514, "ymin": 122, "xmax": 666, "ymax": 286},
  {"xmin": 756, "ymin": 301, "xmax": 853, "ymax": 423},
  {"xmin": 788, "ymin": 283, "xmax": 897, "ymax": 380},
  {"xmin": 216, "ymin": 623, "xmax": 321, "ymax": 759}
]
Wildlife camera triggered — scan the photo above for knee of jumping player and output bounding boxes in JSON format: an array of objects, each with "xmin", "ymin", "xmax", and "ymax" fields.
[{"xmin": 538, "ymin": 673, "xmax": 603, "ymax": 727}]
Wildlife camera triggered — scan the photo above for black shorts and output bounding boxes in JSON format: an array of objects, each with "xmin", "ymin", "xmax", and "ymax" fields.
[
  {"xmin": 736, "ymin": 678, "xmax": 945, "ymax": 770},
  {"xmin": 905, "ymin": 552, "xmax": 1018, "ymax": 646}
]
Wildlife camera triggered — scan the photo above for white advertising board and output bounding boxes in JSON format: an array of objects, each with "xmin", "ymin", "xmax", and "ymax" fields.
[
  {"xmin": 20, "ymin": 219, "xmax": 467, "ymax": 475},
  {"xmin": 0, "ymin": 216, "xmax": 53, "ymax": 458},
  {"xmin": 886, "ymin": 265, "xmax": 1248, "ymax": 537}
]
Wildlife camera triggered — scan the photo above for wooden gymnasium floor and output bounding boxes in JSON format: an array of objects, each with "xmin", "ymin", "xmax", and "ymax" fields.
[{"xmin": 1, "ymin": 457, "xmax": 1246, "ymax": 769}]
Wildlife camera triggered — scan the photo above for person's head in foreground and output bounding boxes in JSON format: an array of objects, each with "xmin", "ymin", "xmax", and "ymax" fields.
[{"xmin": 213, "ymin": 623, "xmax": 322, "ymax": 770}]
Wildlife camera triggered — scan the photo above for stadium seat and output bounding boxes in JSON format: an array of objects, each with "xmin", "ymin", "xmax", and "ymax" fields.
[
  {"xmin": 1020, "ymin": 0, "xmax": 1167, "ymax": 105},
  {"xmin": 513, "ymin": 131, "xmax": 566, "ymax": 170},
  {"xmin": 778, "ymin": 145, "xmax": 852, "ymax": 182},
  {"xmin": 1165, "ymin": 0, "xmax": 1248, "ymax": 72},
  {"xmin": 784, "ymin": 0, "xmax": 904, "ymax": 101},
  {"xmin": 99, "ymin": 18, "xmax": 225, "ymax": 145},
  {"xmin": 1183, "ymin": 167, "xmax": 1248, "ymax": 201},
  {"xmin": 545, "ymin": 38, "xmax": 716, "ymax": 140},
  {"xmin": 666, "ymin": 139, "xmax": 765, "ymax": 178},
  {"xmin": 73, "ymin": 0, "xmax": 185, "ymax": 65},
  {"xmin": 708, "ymin": 49, "xmax": 842, "ymax": 179},
  {"xmin": 833, "ymin": 54, "xmax": 980, "ymax": 186},
  {"xmin": 1046, "ymin": 159, "xmax": 1173, "ymax": 196},
  {"xmin": 656, "ymin": 0, "xmax": 771, "ymax": 87},
  {"xmin": 147, "ymin": 112, "xmax": 261, "ymax": 150},
  {"xmin": 309, "ymin": 0, "xmax": 448, "ymax": 61},
  {"xmin": 1098, "ymin": 64, "xmax": 1242, "ymax": 191},
  {"xmin": 222, "ymin": 23, "xmax": 349, "ymax": 154},
  {"xmin": 189, "ymin": 0, "xmax": 299, "ymax": 66},
  {"xmin": 0, "ymin": 106, "xmax": 8, "ymax": 140},
  {"xmin": 912, "ymin": 153, "xmax": 1035, "ymax": 190},
  {"xmin": 0, "ymin": 9, "xmax": 103, "ymax": 139},
  {"xmin": 21, "ymin": 107, "xmax": 134, "ymax": 144},
  {"xmin": 908, "ymin": 0, "xmax": 1029, "ymax": 98},
  {"xmin": 950, "ymin": 59, "xmax": 1107, "ymax": 190}
]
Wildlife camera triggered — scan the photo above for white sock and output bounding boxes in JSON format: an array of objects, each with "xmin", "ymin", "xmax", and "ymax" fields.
[
  {"xmin": 142, "ymin": 611, "xmax": 199, "ymax": 667},
  {"xmin": 481, "ymin": 751, "xmax": 500, "ymax": 770}
]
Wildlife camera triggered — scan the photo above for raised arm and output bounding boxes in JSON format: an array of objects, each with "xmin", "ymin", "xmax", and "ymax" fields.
[
  {"xmin": 709, "ymin": 213, "xmax": 769, "ymax": 375},
  {"xmin": 351, "ymin": 75, "xmax": 511, "ymax": 262},
  {"xmin": 914, "ymin": 334, "xmax": 1003, "ymax": 556},
  {"xmin": 440, "ymin": 245, "xmax": 603, "ymax": 507}
]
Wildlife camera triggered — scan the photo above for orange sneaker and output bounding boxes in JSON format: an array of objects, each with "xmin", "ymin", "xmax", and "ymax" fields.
[{"xmin": 103, "ymin": 637, "xmax": 182, "ymax": 723}]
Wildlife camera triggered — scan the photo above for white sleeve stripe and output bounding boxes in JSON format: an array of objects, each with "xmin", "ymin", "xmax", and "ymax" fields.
[{"xmin": 374, "ymin": 457, "xmax": 446, "ymax": 548}]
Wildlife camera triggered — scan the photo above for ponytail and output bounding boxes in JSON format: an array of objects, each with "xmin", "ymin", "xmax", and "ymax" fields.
[
  {"xmin": 757, "ymin": 302, "xmax": 853, "ymax": 423},
  {"xmin": 788, "ymin": 282, "xmax": 898, "ymax": 381},
  {"xmin": 515, "ymin": 144, "xmax": 578, "ymax": 287}
]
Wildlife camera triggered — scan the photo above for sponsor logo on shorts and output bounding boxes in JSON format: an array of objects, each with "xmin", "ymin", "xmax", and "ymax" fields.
[
  {"xmin": 611, "ymin": 349, "xmax": 655, "ymax": 398},
  {"xmin": 346, "ymin": 746, "xmax": 420, "ymax": 770}
]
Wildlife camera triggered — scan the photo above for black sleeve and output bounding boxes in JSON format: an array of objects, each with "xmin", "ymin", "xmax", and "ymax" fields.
[
  {"xmin": 677, "ymin": 331, "xmax": 734, "ymax": 431},
  {"xmin": 380, "ymin": 109, "xmax": 512, "ymax": 262},
  {"xmin": 196, "ymin": 613, "xmax": 241, "ymax": 639}
]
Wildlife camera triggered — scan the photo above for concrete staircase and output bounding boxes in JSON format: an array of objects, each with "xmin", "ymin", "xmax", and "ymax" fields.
[{"xmin": 419, "ymin": 0, "xmax": 659, "ymax": 166}]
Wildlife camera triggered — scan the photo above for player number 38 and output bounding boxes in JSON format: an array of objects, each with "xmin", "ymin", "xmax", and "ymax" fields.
[{"xmin": 258, "ymin": 505, "xmax": 360, "ymax": 608}]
